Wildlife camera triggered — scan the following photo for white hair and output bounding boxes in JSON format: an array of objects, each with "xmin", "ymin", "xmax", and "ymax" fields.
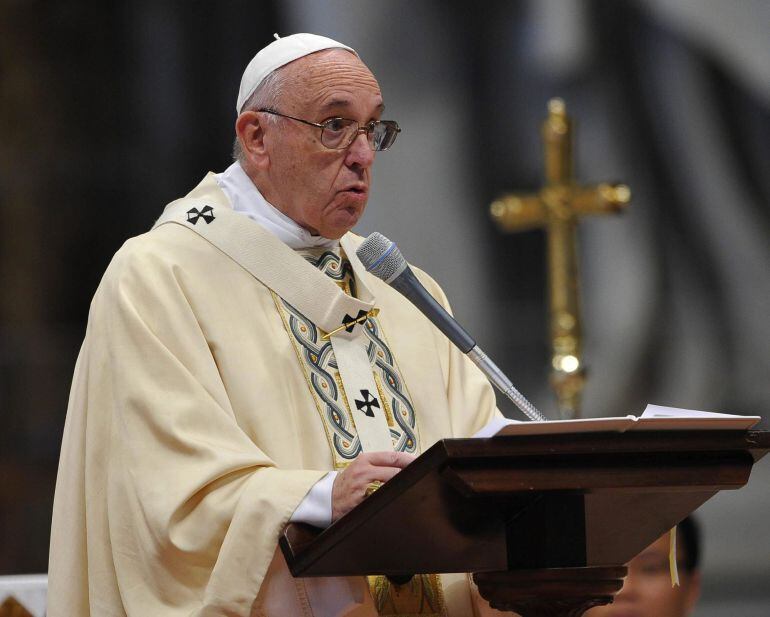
[{"xmin": 232, "ymin": 66, "xmax": 288, "ymax": 162}]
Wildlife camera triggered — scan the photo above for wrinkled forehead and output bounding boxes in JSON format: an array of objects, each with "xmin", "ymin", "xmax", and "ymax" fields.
[{"xmin": 281, "ymin": 49, "xmax": 382, "ymax": 112}]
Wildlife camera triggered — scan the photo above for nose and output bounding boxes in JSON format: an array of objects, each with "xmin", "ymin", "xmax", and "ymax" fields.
[
  {"xmin": 614, "ymin": 571, "xmax": 641, "ymax": 604},
  {"xmin": 345, "ymin": 130, "xmax": 376, "ymax": 169}
]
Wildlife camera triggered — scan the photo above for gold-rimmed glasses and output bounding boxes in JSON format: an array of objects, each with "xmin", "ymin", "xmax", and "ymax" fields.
[{"xmin": 258, "ymin": 108, "xmax": 401, "ymax": 151}]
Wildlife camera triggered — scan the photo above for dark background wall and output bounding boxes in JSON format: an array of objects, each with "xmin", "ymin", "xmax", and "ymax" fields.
[
  {"xmin": 0, "ymin": 0, "xmax": 281, "ymax": 575},
  {"xmin": 1, "ymin": 1, "xmax": 768, "ymax": 614}
]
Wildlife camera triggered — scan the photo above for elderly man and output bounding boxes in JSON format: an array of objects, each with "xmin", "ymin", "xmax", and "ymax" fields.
[{"xmin": 48, "ymin": 34, "xmax": 511, "ymax": 616}]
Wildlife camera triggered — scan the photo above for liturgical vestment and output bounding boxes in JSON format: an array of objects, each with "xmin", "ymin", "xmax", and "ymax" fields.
[{"xmin": 49, "ymin": 174, "xmax": 508, "ymax": 617}]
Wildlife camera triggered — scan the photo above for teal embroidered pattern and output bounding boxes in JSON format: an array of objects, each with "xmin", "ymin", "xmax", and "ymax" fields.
[{"xmin": 278, "ymin": 249, "xmax": 418, "ymax": 465}]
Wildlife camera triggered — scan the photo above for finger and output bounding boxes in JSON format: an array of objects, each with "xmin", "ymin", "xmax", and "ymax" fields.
[
  {"xmin": 360, "ymin": 450, "xmax": 416, "ymax": 469},
  {"xmin": 362, "ymin": 465, "xmax": 404, "ymax": 485}
]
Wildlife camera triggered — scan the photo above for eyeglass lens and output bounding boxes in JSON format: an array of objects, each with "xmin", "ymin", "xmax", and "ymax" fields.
[{"xmin": 321, "ymin": 119, "xmax": 399, "ymax": 151}]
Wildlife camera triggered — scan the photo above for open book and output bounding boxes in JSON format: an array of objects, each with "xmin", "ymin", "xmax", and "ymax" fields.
[{"xmin": 489, "ymin": 404, "xmax": 761, "ymax": 437}]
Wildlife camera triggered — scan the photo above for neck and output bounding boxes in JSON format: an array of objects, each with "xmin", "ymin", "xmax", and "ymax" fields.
[
  {"xmin": 242, "ymin": 160, "xmax": 326, "ymax": 236},
  {"xmin": 217, "ymin": 161, "xmax": 339, "ymax": 250}
]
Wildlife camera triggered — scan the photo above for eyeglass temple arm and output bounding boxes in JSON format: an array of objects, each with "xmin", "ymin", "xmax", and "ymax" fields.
[{"xmin": 258, "ymin": 108, "xmax": 326, "ymax": 129}]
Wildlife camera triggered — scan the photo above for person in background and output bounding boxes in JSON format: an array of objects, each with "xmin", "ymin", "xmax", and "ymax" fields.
[{"xmin": 585, "ymin": 516, "xmax": 702, "ymax": 617}]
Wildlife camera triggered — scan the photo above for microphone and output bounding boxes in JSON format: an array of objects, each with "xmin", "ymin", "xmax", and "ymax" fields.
[{"xmin": 356, "ymin": 232, "xmax": 546, "ymax": 422}]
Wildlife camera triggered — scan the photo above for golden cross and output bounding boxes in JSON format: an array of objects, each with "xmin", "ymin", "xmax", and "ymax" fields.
[{"xmin": 490, "ymin": 98, "xmax": 630, "ymax": 418}]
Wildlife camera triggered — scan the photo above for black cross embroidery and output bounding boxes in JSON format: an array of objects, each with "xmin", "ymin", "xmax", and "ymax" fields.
[
  {"xmin": 354, "ymin": 389, "xmax": 380, "ymax": 418},
  {"xmin": 186, "ymin": 205, "xmax": 215, "ymax": 225},
  {"xmin": 342, "ymin": 309, "xmax": 369, "ymax": 333}
]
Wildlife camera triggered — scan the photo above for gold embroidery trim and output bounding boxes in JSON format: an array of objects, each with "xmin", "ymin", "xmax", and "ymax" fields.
[
  {"xmin": 367, "ymin": 574, "xmax": 447, "ymax": 616},
  {"xmin": 271, "ymin": 291, "xmax": 348, "ymax": 470},
  {"xmin": 333, "ymin": 372, "xmax": 358, "ymax": 460},
  {"xmin": 271, "ymin": 275, "xmax": 420, "ymax": 464},
  {"xmin": 368, "ymin": 317, "xmax": 423, "ymax": 453},
  {"xmin": 374, "ymin": 372, "xmax": 396, "ymax": 429}
]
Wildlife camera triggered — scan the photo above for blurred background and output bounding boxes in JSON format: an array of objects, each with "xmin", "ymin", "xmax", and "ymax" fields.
[{"xmin": 1, "ymin": 0, "xmax": 768, "ymax": 614}]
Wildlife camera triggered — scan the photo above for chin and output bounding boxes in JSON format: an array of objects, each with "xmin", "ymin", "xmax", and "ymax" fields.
[
  {"xmin": 324, "ymin": 222, "xmax": 358, "ymax": 239},
  {"xmin": 324, "ymin": 206, "xmax": 364, "ymax": 238}
]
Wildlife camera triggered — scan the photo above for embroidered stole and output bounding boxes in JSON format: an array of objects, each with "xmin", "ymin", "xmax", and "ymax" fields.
[
  {"xmin": 275, "ymin": 247, "xmax": 419, "ymax": 468},
  {"xmin": 153, "ymin": 198, "xmax": 445, "ymax": 616},
  {"xmin": 289, "ymin": 248, "xmax": 446, "ymax": 616}
]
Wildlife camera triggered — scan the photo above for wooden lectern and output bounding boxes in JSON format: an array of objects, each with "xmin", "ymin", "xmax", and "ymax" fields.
[{"xmin": 281, "ymin": 429, "xmax": 769, "ymax": 617}]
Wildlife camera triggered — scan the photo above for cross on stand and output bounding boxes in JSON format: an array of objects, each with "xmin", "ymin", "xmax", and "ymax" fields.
[{"xmin": 490, "ymin": 98, "xmax": 631, "ymax": 418}]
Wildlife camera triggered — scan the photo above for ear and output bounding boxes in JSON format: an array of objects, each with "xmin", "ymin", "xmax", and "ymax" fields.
[{"xmin": 235, "ymin": 111, "xmax": 269, "ymax": 169}]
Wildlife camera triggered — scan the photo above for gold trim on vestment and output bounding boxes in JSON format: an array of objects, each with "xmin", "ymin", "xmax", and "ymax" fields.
[
  {"xmin": 374, "ymin": 373, "xmax": 396, "ymax": 429},
  {"xmin": 370, "ymin": 316, "xmax": 423, "ymax": 454},
  {"xmin": 271, "ymin": 290, "xmax": 346, "ymax": 470},
  {"xmin": 367, "ymin": 574, "xmax": 447, "ymax": 616},
  {"xmin": 271, "ymin": 250, "xmax": 420, "ymax": 468},
  {"xmin": 333, "ymin": 372, "xmax": 359, "ymax": 465}
]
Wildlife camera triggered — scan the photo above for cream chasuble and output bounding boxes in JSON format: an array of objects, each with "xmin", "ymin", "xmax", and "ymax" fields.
[{"xmin": 49, "ymin": 173, "xmax": 507, "ymax": 617}]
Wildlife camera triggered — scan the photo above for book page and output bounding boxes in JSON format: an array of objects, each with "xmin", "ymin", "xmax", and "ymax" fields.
[
  {"xmin": 634, "ymin": 404, "xmax": 760, "ymax": 430},
  {"xmin": 492, "ymin": 404, "xmax": 760, "ymax": 436},
  {"xmin": 495, "ymin": 416, "xmax": 637, "ymax": 436}
]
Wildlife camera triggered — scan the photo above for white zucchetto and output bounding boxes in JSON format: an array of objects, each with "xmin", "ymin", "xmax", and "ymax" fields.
[{"xmin": 236, "ymin": 33, "xmax": 356, "ymax": 114}]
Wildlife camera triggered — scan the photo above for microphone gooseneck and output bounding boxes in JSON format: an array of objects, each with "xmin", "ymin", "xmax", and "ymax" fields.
[{"xmin": 356, "ymin": 232, "xmax": 546, "ymax": 423}]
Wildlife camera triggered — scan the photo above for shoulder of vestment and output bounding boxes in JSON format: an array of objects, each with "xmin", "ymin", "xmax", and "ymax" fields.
[
  {"xmin": 95, "ymin": 223, "xmax": 222, "ymax": 304},
  {"xmin": 110, "ymin": 223, "xmax": 218, "ymax": 273}
]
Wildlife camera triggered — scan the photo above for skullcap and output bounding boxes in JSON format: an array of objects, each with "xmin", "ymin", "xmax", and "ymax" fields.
[{"xmin": 236, "ymin": 33, "xmax": 356, "ymax": 114}]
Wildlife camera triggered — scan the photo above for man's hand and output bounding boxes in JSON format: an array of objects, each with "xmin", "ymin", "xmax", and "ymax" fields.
[{"xmin": 331, "ymin": 451, "xmax": 416, "ymax": 522}]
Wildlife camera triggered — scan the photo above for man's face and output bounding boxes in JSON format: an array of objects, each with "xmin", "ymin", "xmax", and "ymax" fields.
[
  {"xmin": 260, "ymin": 49, "xmax": 383, "ymax": 239},
  {"xmin": 584, "ymin": 535, "xmax": 701, "ymax": 617}
]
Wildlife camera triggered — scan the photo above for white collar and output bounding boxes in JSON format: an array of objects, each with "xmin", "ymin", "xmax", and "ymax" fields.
[{"xmin": 215, "ymin": 161, "xmax": 339, "ymax": 250}]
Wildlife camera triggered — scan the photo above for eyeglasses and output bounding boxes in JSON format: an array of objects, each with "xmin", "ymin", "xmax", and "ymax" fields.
[{"xmin": 258, "ymin": 108, "xmax": 401, "ymax": 151}]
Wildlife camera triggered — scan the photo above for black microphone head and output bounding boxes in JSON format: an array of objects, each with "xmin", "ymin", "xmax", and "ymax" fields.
[{"xmin": 356, "ymin": 232, "xmax": 408, "ymax": 283}]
